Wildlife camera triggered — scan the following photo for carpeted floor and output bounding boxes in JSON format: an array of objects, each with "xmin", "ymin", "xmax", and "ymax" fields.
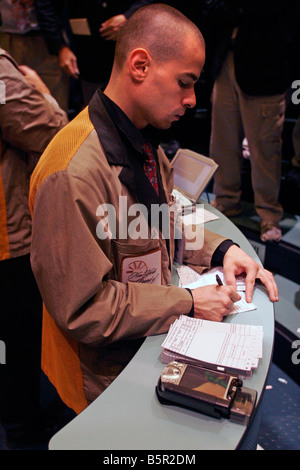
[{"xmin": 257, "ymin": 362, "xmax": 300, "ymax": 450}]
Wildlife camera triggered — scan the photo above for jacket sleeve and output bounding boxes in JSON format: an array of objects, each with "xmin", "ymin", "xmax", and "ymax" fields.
[
  {"xmin": 0, "ymin": 52, "xmax": 68, "ymax": 153},
  {"xmin": 30, "ymin": 169, "xmax": 194, "ymax": 349},
  {"xmin": 34, "ymin": 0, "xmax": 68, "ymax": 54},
  {"xmin": 183, "ymin": 225, "xmax": 227, "ymax": 273}
]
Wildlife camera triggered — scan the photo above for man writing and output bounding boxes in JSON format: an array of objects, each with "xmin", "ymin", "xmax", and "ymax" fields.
[{"xmin": 29, "ymin": 4, "xmax": 278, "ymax": 415}]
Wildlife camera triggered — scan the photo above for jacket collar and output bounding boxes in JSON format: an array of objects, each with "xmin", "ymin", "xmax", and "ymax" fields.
[
  {"xmin": 88, "ymin": 89, "xmax": 166, "ymax": 201},
  {"xmin": 88, "ymin": 89, "xmax": 160, "ymax": 165},
  {"xmin": 88, "ymin": 89, "xmax": 131, "ymax": 167}
]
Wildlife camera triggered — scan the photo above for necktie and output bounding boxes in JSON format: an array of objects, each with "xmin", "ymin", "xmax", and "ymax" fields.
[{"xmin": 143, "ymin": 143, "xmax": 159, "ymax": 195}]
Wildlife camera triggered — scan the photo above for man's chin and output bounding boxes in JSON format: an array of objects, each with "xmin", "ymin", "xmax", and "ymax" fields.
[
  {"xmin": 159, "ymin": 120, "xmax": 175, "ymax": 130},
  {"xmin": 151, "ymin": 117, "xmax": 178, "ymax": 130}
]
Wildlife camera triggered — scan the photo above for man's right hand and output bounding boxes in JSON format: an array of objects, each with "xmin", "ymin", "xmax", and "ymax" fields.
[
  {"xmin": 18, "ymin": 65, "xmax": 50, "ymax": 95},
  {"xmin": 58, "ymin": 46, "xmax": 80, "ymax": 78},
  {"xmin": 191, "ymin": 284, "xmax": 241, "ymax": 321}
]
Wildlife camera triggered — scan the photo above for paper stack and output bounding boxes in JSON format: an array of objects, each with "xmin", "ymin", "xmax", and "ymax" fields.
[{"xmin": 161, "ymin": 315, "xmax": 263, "ymax": 378}]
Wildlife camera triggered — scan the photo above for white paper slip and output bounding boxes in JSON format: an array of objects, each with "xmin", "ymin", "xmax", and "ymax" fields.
[
  {"xmin": 179, "ymin": 266, "xmax": 246, "ymax": 291},
  {"xmin": 172, "ymin": 188, "xmax": 193, "ymax": 207},
  {"xmin": 177, "ymin": 265, "xmax": 202, "ymax": 287},
  {"xmin": 229, "ymin": 292, "xmax": 257, "ymax": 315},
  {"xmin": 180, "ymin": 207, "xmax": 220, "ymax": 225},
  {"xmin": 171, "ymin": 188, "xmax": 220, "ymax": 224}
]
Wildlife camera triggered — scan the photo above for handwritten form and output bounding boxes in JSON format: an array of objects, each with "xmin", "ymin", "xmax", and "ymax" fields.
[
  {"xmin": 177, "ymin": 265, "xmax": 257, "ymax": 315},
  {"xmin": 161, "ymin": 315, "xmax": 263, "ymax": 377}
]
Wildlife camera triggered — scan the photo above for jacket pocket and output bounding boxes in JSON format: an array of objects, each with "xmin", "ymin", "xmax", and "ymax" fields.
[{"xmin": 111, "ymin": 238, "xmax": 162, "ymax": 284}]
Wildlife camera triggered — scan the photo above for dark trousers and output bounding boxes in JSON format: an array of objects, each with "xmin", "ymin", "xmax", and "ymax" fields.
[{"xmin": 0, "ymin": 254, "xmax": 42, "ymax": 440}]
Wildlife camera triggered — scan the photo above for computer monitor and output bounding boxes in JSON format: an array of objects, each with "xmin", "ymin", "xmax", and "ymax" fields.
[{"xmin": 171, "ymin": 149, "xmax": 218, "ymax": 203}]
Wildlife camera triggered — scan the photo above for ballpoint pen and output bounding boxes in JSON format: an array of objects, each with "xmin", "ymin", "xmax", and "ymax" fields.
[{"xmin": 216, "ymin": 274, "xmax": 223, "ymax": 286}]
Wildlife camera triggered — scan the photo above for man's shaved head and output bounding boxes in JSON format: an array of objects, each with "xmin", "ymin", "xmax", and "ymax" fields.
[
  {"xmin": 114, "ymin": 3, "xmax": 205, "ymax": 69},
  {"xmin": 105, "ymin": 4, "xmax": 205, "ymax": 130}
]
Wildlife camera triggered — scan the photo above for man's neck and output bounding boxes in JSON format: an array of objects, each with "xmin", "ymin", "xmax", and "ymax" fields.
[{"xmin": 104, "ymin": 81, "xmax": 147, "ymax": 130}]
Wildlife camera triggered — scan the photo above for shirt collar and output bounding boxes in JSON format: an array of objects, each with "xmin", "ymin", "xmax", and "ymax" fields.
[
  {"xmin": 100, "ymin": 91, "xmax": 146, "ymax": 154},
  {"xmin": 90, "ymin": 89, "xmax": 160, "ymax": 162}
]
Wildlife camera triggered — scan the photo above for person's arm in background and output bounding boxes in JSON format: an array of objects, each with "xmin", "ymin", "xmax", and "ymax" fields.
[
  {"xmin": 99, "ymin": 0, "xmax": 157, "ymax": 41},
  {"xmin": 0, "ymin": 52, "xmax": 68, "ymax": 154},
  {"xmin": 34, "ymin": 0, "xmax": 79, "ymax": 78}
]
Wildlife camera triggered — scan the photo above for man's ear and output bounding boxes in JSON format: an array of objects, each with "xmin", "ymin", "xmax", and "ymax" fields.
[{"xmin": 128, "ymin": 48, "xmax": 150, "ymax": 82}]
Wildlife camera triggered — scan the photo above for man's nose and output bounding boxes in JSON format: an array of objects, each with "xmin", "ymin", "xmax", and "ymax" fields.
[{"xmin": 183, "ymin": 88, "xmax": 196, "ymax": 109}]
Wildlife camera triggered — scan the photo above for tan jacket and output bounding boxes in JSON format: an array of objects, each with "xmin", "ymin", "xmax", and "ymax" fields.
[
  {"xmin": 0, "ymin": 48, "xmax": 67, "ymax": 260},
  {"xmin": 29, "ymin": 94, "xmax": 226, "ymax": 414}
]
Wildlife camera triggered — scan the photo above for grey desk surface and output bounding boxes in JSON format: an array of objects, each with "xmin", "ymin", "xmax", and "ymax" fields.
[{"xmin": 49, "ymin": 202, "xmax": 275, "ymax": 450}]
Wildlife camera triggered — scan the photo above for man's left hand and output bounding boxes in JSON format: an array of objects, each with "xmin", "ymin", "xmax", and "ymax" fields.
[{"xmin": 222, "ymin": 244, "xmax": 279, "ymax": 303}]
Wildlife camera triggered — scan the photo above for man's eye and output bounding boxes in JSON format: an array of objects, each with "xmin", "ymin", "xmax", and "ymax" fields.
[{"xmin": 178, "ymin": 80, "xmax": 188, "ymax": 88}]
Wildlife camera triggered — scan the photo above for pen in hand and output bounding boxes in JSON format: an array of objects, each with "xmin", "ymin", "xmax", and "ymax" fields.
[{"xmin": 216, "ymin": 274, "xmax": 223, "ymax": 286}]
